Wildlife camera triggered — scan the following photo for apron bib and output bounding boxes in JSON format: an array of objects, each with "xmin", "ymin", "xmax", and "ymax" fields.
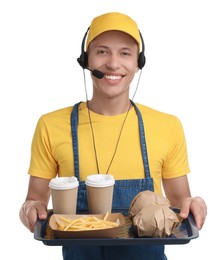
[{"xmin": 62, "ymin": 101, "xmax": 166, "ymax": 260}]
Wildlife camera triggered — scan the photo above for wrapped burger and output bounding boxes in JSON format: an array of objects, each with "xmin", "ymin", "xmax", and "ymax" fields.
[
  {"xmin": 132, "ymin": 204, "xmax": 179, "ymax": 237},
  {"xmin": 129, "ymin": 190, "xmax": 171, "ymax": 220}
]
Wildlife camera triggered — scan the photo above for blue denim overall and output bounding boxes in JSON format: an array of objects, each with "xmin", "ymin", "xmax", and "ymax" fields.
[{"xmin": 62, "ymin": 101, "xmax": 167, "ymax": 260}]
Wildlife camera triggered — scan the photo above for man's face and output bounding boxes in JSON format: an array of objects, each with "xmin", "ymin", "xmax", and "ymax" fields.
[{"xmin": 87, "ymin": 30, "xmax": 139, "ymax": 99}]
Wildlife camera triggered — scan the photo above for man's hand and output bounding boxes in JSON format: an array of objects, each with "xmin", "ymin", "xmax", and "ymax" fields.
[
  {"xmin": 180, "ymin": 196, "xmax": 207, "ymax": 230},
  {"xmin": 19, "ymin": 200, "xmax": 48, "ymax": 233}
]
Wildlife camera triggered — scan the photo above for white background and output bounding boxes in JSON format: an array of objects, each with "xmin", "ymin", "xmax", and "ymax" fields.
[{"xmin": 1, "ymin": 0, "xmax": 223, "ymax": 259}]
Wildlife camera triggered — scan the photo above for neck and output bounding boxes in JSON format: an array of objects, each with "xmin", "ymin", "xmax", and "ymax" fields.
[{"xmin": 88, "ymin": 97, "xmax": 132, "ymax": 116}]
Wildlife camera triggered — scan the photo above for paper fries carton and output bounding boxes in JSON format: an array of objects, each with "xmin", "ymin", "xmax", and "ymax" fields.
[{"xmin": 49, "ymin": 213, "xmax": 125, "ymax": 238}]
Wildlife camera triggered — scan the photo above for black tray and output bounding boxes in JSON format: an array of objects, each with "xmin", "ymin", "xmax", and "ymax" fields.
[{"xmin": 34, "ymin": 208, "xmax": 199, "ymax": 246}]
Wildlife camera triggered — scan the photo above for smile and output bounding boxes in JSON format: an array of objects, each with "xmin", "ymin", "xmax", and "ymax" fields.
[{"xmin": 105, "ymin": 75, "xmax": 123, "ymax": 80}]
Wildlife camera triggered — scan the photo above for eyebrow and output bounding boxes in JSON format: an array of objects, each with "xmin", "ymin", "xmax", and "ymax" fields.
[{"xmin": 95, "ymin": 45, "xmax": 134, "ymax": 51}]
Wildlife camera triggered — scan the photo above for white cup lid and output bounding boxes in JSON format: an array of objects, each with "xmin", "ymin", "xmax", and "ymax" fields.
[
  {"xmin": 85, "ymin": 174, "xmax": 115, "ymax": 188},
  {"xmin": 49, "ymin": 176, "xmax": 79, "ymax": 190}
]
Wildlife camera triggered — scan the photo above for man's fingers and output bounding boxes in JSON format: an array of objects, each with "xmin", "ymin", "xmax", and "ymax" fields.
[
  {"xmin": 22, "ymin": 200, "xmax": 48, "ymax": 232},
  {"xmin": 179, "ymin": 197, "xmax": 191, "ymax": 219},
  {"xmin": 179, "ymin": 196, "xmax": 207, "ymax": 230}
]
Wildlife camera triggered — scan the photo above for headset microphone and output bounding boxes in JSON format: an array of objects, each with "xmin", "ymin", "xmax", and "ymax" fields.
[
  {"xmin": 77, "ymin": 52, "xmax": 104, "ymax": 79},
  {"xmin": 85, "ymin": 67, "xmax": 104, "ymax": 79}
]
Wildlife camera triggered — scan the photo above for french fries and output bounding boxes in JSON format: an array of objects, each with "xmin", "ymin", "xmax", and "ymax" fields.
[{"xmin": 55, "ymin": 213, "xmax": 119, "ymax": 231}]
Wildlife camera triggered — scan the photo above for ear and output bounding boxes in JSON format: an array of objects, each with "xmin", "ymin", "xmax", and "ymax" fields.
[{"xmin": 135, "ymin": 66, "xmax": 139, "ymax": 73}]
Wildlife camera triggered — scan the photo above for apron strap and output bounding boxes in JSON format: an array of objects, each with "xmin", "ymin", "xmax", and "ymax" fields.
[
  {"xmin": 130, "ymin": 100, "xmax": 151, "ymax": 179},
  {"xmin": 71, "ymin": 102, "xmax": 82, "ymax": 180},
  {"xmin": 71, "ymin": 101, "xmax": 151, "ymax": 179}
]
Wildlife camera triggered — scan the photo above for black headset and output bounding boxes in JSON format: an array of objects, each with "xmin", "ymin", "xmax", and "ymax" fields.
[{"xmin": 77, "ymin": 27, "xmax": 146, "ymax": 70}]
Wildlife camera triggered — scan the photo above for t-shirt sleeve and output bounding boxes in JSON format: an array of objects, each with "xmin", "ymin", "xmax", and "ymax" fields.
[
  {"xmin": 28, "ymin": 116, "xmax": 58, "ymax": 179},
  {"xmin": 162, "ymin": 117, "xmax": 190, "ymax": 178}
]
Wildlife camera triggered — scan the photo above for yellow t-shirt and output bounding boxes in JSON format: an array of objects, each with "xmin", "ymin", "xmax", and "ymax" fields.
[{"xmin": 28, "ymin": 102, "xmax": 190, "ymax": 194}]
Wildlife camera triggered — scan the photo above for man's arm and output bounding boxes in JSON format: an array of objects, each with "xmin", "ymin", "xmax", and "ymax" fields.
[
  {"xmin": 19, "ymin": 176, "xmax": 51, "ymax": 233},
  {"xmin": 163, "ymin": 175, "xmax": 207, "ymax": 230}
]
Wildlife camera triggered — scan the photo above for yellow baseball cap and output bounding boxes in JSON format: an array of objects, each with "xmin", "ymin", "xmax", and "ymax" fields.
[{"xmin": 86, "ymin": 12, "xmax": 141, "ymax": 51}]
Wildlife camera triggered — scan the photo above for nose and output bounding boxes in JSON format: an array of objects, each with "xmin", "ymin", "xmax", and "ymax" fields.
[{"xmin": 105, "ymin": 54, "xmax": 121, "ymax": 70}]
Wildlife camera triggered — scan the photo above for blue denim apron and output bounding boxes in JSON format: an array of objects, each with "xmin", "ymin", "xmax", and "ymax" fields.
[{"xmin": 63, "ymin": 101, "xmax": 167, "ymax": 260}]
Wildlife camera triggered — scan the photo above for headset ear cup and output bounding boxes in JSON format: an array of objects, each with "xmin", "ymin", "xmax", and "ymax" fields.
[
  {"xmin": 77, "ymin": 51, "xmax": 88, "ymax": 69},
  {"xmin": 138, "ymin": 52, "xmax": 146, "ymax": 69}
]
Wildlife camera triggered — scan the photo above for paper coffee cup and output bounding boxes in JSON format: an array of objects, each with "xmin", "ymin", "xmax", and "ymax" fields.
[
  {"xmin": 49, "ymin": 176, "xmax": 79, "ymax": 214},
  {"xmin": 85, "ymin": 174, "xmax": 115, "ymax": 214}
]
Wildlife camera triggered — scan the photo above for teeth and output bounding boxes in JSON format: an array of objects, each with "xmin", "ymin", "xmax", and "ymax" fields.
[{"xmin": 105, "ymin": 75, "xmax": 122, "ymax": 80}]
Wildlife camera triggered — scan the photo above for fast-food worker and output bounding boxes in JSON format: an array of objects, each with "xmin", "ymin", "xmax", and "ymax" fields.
[{"xmin": 19, "ymin": 12, "xmax": 207, "ymax": 260}]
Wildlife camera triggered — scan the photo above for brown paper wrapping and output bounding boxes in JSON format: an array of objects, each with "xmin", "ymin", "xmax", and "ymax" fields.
[
  {"xmin": 132, "ymin": 204, "xmax": 179, "ymax": 238},
  {"xmin": 129, "ymin": 190, "xmax": 171, "ymax": 220}
]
